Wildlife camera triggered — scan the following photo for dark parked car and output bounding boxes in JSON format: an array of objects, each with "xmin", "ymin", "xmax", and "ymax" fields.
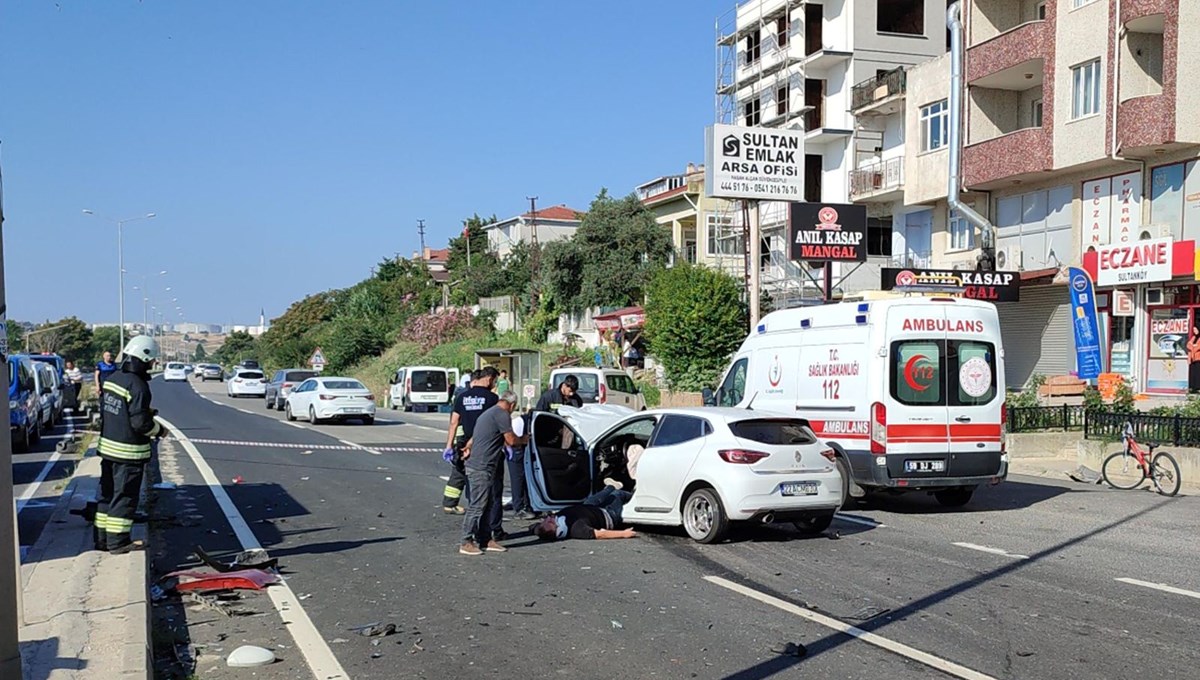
[
  {"xmin": 265, "ymin": 369, "xmax": 317, "ymax": 411},
  {"xmin": 238, "ymin": 359, "xmax": 261, "ymax": 370}
]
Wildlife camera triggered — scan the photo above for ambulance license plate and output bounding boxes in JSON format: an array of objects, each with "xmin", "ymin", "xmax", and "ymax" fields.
[
  {"xmin": 905, "ymin": 459, "xmax": 946, "ymax": 473},
  {"xmin": 781, "ymin": 482, "xmax": 819, "ymax": 496}
]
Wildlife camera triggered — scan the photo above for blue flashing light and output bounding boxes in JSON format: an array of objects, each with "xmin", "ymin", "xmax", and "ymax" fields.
[
  {"xmin": 857, "ymin": 303, "xmax": 870, "ymax": 313},
  {"xmin": 756, "ymin": 324, "xmax": 767, "ymax": 334},
  {"xmin": 800, "ymin": 319, "xmax": 812, "ymax": 329},
  {"xmin": 855, "ymin": 314, "xmax": 868, "ymax": 325}
]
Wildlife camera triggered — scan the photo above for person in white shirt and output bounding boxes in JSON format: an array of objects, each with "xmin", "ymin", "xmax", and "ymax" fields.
[{"xmin": 65, "ymin": 361, "xmax": 84, "ymax": 402}]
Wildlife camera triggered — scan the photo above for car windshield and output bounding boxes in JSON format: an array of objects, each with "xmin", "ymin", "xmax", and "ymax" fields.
[
  {"xmin": 323, "ymin": 380, "xmax": 365, "ymax": 390},
  {"xmin": 728, "ymin": 419, "xmax": 816, "ymax": 445},
  {"xmin": 168, "ymin": 363, "xmax": 184, "ymax": 369},
  {"xmin": 285, "ymin": 371, "xmax": 316, "ymax": 382},
  {"xmin": 410, "ymin": 371, "xmax": 446, "ymax": 392},
  {"xmin": 239, "ymin": 372, "xmax": 264, "ymax": 380}
]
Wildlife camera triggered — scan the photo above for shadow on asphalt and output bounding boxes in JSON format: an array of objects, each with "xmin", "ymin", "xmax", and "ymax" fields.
[
  {"xmin": 266, "ymin": 536, "xmax": 404, "ymax": 557},
  {"xmin": 713, "ymin": 496, "xmax": 1177, "ymax": 679},
  {"xmin": 852, "ymin": 479, "xmax": 1073, "ymax": 515}
]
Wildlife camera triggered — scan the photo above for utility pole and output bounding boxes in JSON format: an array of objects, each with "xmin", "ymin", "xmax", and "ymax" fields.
[
  {"xmin": 0, "ymin": 145, "xmax": 24, "ymax": 679},
  {"xmin": 417, "ymin": 219, "xmax": 427, "ymax": 266},
  {"xmin": 527, "ymin": 196, "xmax": 540, "ymax": 306}
]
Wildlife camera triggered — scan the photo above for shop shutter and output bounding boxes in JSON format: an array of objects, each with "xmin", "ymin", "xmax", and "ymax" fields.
[{"xmin": 997, "ymin": 285, "xmax": 1073, "ymax": 389}]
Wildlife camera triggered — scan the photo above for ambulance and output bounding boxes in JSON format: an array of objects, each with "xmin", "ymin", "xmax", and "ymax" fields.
[{"xmin": 706, "ymin": 296, "xmax": 1007, "ymax": 508}]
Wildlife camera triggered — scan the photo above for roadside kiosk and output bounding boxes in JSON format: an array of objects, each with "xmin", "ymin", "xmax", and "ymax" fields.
[{"xmin": 473, "ymin": 348, "xmax": 542, "ymax": 411}]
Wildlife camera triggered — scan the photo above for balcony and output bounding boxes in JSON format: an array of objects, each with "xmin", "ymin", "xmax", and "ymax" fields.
[
  {"xmin": 851, "ymin": 67, "xmax": 906, "ymax": 115},
  {"xmin": 966, "ymin": 20, "xmax": 1050, "ymax": 85},
  {"xmin": 963, "ymin": 128, "xmax": 1053, "ymax": 189},
  {"xmin": 1122, "ymin": 0, "xmax": 1170, "ymax": 27},
  {"xmin": 850, "ymin": 157, "xmax": 904, "ymax": 202},
  {"xmin": 803, "ymin": 49, "xmax": 852, "ymax": 77},
  {"xmin": 1117, "ymin": 94, "xmax": 1176, "ymax": 157},
  {"xmin": 892, "ymin": 251, "xmax": 933, "ymax": 269}
]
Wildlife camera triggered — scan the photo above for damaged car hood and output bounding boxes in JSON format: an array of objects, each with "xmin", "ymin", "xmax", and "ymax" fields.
[{"xmin": 556, "ymin": 404, "xmax": 637, "ymax": 444}]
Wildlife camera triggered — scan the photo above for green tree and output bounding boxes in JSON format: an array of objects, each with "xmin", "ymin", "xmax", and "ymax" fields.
[
  {"xmin": 644, "ymin": 264, "xmax": 747, "ymax": 391},
  {"xmin": 192, "ymin": 343, "xmax": 208, "ymax": 361},
  {"xmin": 213, "ymin": 331, "xmax": 258, "ymax": 366},
  {"xmin": 540, "ymin": 190, "xmax": 671, "ymax": 313},
  {"xmin": 90, "ymin": 326, "xmax": 122, "ymax": 364},
  {"xmin": 5, "ymin": 320, "xmax": 25, "ymax": 354},
  {"xmin": 29, "ymin": 317, "xmax": 93, "ymax": 363}
]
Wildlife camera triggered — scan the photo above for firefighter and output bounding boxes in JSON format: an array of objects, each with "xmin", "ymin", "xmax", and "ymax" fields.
[
  {"xmin": 533, "ymin": 374, "xmax": 583, "ymax": 413},
  {"xmin": 441, "ymin": 367, "xmax": 499, "ymax": 513},
  {"xmin": 95, "ymin": 335, "xmax": 164, "ymax": 554}
]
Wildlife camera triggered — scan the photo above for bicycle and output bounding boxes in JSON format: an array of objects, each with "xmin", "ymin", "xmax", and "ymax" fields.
[{"xmin": 1101, "ymin": 422, "xmax": 1182, "ymax": 497}]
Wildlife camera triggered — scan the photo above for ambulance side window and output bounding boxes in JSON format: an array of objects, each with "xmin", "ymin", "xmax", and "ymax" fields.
[{"xmin": 718, "ymin": 358, "xmax": 748, "ymax": 407}]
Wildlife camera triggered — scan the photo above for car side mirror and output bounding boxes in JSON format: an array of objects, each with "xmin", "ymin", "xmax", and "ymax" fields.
[{"xmin": 701, "ymin": 387, "xmax": 716, "ymax": 407}]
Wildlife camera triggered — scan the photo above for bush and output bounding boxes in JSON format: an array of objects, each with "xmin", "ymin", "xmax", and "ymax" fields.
[
  {"xmin": 636, "ymin": 379, "xmax": 661, "ymax": 408},
  {"xmin": 644, "ymin": 264, "xmax": 747, "ymax": 391},
  {"xmin": 400, "ymin": 308, "xmax": 483, "ymax": 352}
]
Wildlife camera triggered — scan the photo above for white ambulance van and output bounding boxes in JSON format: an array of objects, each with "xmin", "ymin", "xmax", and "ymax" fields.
[{"xmin": 707, "ymin": 297, "xmax": 1007, "ymax": 508}]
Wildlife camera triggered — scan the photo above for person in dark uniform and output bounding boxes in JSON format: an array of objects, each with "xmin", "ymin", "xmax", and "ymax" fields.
[
  {"xmin": 95, "ymin": 335, "xmax": 164, "ymax": 553},
  {"xmin": 442, "ymin": 368, "xmax": 498, "ymax": 513},
  {"xmin": 533, "ymin": 374, "xmax": 584, "ymax": 413}
]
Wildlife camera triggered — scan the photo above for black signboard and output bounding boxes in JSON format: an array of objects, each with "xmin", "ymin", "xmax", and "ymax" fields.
[
  {"xmin": 880, "ymin": 267, "xmax": 1021, "ymax": 302},
  {"xmin": 788, "ymin": 202, "xmax": 868, "ymax": 263}
]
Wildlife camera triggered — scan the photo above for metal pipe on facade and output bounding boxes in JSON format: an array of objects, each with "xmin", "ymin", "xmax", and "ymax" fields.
[{"xmin": 947, "ymin": 2, "xmax": 996, "ymax": 270}]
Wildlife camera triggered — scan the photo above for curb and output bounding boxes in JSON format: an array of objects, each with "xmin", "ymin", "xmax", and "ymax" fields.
[{"xmin": 19, "ymin": 452, "xmax": 150, "ymax": 679}]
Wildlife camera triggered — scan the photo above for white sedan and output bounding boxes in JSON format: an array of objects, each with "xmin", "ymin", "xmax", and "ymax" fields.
[
  {"xmin": 525, "ymin": 406, "xmax": 842, "ymax": 543},
  {"xmin": 227, "ymin": 369, "xmax": 267, "ymax": 398},
  {"xmin": 285, "ymin": 377, "xmax": 376, "ymax": 425},
  {"xmin": 163, "ymin": 362, "xmax": 189, "ymax": 382}
]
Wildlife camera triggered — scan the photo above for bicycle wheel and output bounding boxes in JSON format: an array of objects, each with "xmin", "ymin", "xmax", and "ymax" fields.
[
  {"xmin": 1102, "ymin": 452, "xmax": 1146, "ymax": 490},
  {"xmin": 1150, "ymin": 452, "xmax": 1182, "ymax": 497}
]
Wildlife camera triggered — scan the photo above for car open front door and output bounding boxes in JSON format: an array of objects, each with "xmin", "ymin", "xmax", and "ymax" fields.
[{"xmin": 525, "ymin": 412, "xmax": 592, "ymax": 513}]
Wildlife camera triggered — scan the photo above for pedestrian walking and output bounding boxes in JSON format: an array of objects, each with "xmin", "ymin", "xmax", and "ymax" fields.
[
  {"xmin": 442, "ymin": 368, "xmax": 498, "ymax": 514},
  {"xmin": 496, "ymin": 369, "xmax": 511, "ymax": 395},
  {"xmin": 65, "ymin": 360, "xmax": 84, "ymax": 404},
  {"xmin": 94, "ymin": 351, "xmax": 117, "ymax": 396},
  {"xmin": 460, "ymin": 390, "xmax": 527, "ymax": 556},
  {"xmin": 95, "ymin": 336, "xmax": 164, "ymax": 553}
]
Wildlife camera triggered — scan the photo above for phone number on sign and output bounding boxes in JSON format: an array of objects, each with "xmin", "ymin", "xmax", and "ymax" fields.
[{"xmin": 718, "ymin": 181, "xmax": 799, "ymax": 196}]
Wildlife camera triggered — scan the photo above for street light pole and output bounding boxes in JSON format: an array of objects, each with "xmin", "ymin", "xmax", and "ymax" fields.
[
  {"xmin": 83, "ymin": 210, "xmax": 155, "ymax": 351},
  {"xmin": 1, "ymin": 147, "xmax": 24, "ymax": 680}
]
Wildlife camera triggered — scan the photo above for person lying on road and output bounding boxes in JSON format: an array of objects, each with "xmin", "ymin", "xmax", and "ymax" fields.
[{"xmin": 530, "ymin": 486, "xmax": 637, "ymax": 541}]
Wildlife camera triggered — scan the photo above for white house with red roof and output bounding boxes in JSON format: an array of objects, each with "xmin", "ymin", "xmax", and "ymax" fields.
[{"xmin": 484, "ymin": 204, "xmax": 584, "ymax": 259}]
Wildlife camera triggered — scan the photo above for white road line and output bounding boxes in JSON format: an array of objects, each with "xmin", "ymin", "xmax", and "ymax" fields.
[
  {"xmin": 705, "ymin": 576, "xmax": 998, "ymax": 680},
  {"xmin": 438, "ymin": 475, "xmax": 449, "ymax": 481},
  {"xmin": 1115, "ymin": 577, "xmax": 1200, "ymax": 600},
  {"xmin": 835, "ymin": 513, "xmax": 886, "ymax": 528},
  {"xmin": 16, "ymin": 450, "xmax": 64, "ymax": 515},
  {"xmin": 951, "ymin": 542, "xmax": 1029, "ymax": 560},
  {"xmin": 285, "ymin": 421, "xmax": 305, "ymax": 429},
  {"xmin": 338, "ymin": 439, "xmax": 382, "ymax": 456},
  {"xmin": 157, "ymin": 415, "xmax": 349, "ymax": 680}
]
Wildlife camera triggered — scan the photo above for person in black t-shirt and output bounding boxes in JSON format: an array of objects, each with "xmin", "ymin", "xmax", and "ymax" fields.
[
  {"xmin": 441, "ymin": 368, "xmax": 499, "ymax": 513},
  {"xmin": 530, "ymin": 486, "xmax": 636, "ymax": 541},
  {"xmin": 533, "ymin": 374, "xmax": 584, "ymax": 413}
]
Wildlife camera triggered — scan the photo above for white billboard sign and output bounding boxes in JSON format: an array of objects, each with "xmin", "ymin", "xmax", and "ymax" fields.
[
  {"xmin": 704, "ymin": 124, "xmax": 804, "ymax": 201},
  {"xmin": 1095, "ymin": 237, "xmax": 1173, "ymax": 286}
]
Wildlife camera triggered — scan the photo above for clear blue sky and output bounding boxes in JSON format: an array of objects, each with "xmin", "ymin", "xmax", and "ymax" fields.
[{"xmin": 1, "ymin": 0, "xmax": 732, "ymax": 327}]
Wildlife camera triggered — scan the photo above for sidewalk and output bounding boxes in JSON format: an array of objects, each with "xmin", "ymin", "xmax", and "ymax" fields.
[{"xmin": 18, "ymin": 453, "xmax": 150, "ymax": 680}]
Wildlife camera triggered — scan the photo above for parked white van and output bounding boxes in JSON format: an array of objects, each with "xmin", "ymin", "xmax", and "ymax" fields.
[
  {"xmin": 707, "ymin": 297, "xmax": 1007, "ymax": 508},
  {"xmin": 387, "ymin": 366, "xmax": 459, "ymax": 411},
  {"xmin": 548, "ymin": 367, "xmax": 647, "ymax": 411}
]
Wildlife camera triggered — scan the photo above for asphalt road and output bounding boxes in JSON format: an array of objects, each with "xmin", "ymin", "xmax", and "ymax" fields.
[
  {"xmin": 150, "ymin": 377, "xmax": 1200, "ymax": 679},
  {"xmin": 12, "ymin": 410, "xmax": 83, "ymax": 559}
]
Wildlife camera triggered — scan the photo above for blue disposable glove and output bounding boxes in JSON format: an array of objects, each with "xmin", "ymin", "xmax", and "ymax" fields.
[
  {"xmin": 443, "ymin": 447, "xmax": 455, "ymax": 463},
  {"xmin": 505, "ymin": 446, "xmax": 514, "ymax": 461}
]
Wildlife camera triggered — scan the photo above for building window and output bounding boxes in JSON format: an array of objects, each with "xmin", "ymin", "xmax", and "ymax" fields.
[
  {"xmin": 877, "ymin": 0, "xmax": 924, "ymax": 36},
  {"xmin": 919, "ymin": 100, "xmax": 949, "ymax": 152},
  {"xmin": 1036, "ymin": 2, "xmax": 1047, "ymax": 19},
  {"xmin": 746, "ymin": 30, "xmax": 761, "ymax": 65},
  {"xmin": 776, "ymin": 86, "xmax": 789, "ymax": 116},
  {"xmin": 949, "ymin": 210, "xmax": 974, "ymax": 251},
  {"xmin": 744, "ymin": 98, "xmax": 761, "ymax": 126},
  {"xmin": 706, "ymin": 213, "xmax": 745, "ymax": 257},
  {"xmin": 867, "ymin": 217, "xmax": 893, "ymax": 257},
  {"xmin": 1071, "ymin": 59, "xmax": 1102, "ymax": 119},
  {"xmin": 776, "ymin": 17, "xmax": 788, "ymax": 49},
  {"xmin": 1031, "ymin": 98, "xmax": 1044, "ymax": 127},
  {"xmin": 1072, "ymin": 0, "xmax": 1098, "ymax": 8}
]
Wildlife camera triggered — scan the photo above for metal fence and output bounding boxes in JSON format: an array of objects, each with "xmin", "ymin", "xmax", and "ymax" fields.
[
  {"xmin": 1085, "ymin": 411, "xmax": 1200, "ymax": 447},
  {"xmin": 1009, "ymin": 405, "xmax": 1086, "ymax": 432}
]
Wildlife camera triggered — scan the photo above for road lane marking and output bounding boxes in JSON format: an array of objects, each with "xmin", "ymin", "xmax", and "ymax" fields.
[
  {"xmin": 338, "ymin": 438, "xmax": 381, "ymax": 456},
  {"xmin": 1115, "ymin": 577, "xmax": 1200, "ymax": 600},
  {"xmin": 951, "ymin": 542, "xmax": 1029, "ymax": 560},
  {"xmin": 175, "ymin": 437, "xmax": 439, "ymax": 454},
  {"xmin": 16, "ymin": 451, "xmax": 63, "ymax": 515},
  {"xmin": 705, "ymin": 575, "xmax": 998, "ymax": 680},
  {"xmin": 835, "ymin": 513, "xmax": 886, "ymax": 528},
  {"xmin": 157, "ymin": 415, "xmax": 349, "ymax": 680},
  {"xmin": 438, "ymin": 475, "xmax": 449, "ymax": 481}
]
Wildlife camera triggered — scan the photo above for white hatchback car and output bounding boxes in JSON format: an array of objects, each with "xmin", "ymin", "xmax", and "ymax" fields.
[
  {"xmin": 285, "ymin": 377, "xmax": 376, "ymax": 425},
  {"xmin": 163, "ymin": 362, "xmax": 189, "ymax": 382},
  {"xmin": 226, "ymin": 369, "xmax": 267, "ymax": 398},
  {"xmin": 525, "ymin": 406, "xmax": 843, "ymax": 543}
]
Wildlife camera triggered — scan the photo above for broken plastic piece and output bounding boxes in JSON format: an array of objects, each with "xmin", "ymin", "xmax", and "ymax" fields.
[
  {"xmin": 350, "ymin": 622, "xmax": 397, "ymax": 637},
  {"xmin": 167, "ymin": 568, "xmax": 281, "ymax": 593},
  {"xmin": 227, "ymin": 645, "xmax": 276, "ymax": 668},
  {"xmin": 772, "ymin": 642, "xmax": 807, "ymax": 658},
  {"xmin": 194, "ymin": 546, "xmax": 278, "ymax": 573}
]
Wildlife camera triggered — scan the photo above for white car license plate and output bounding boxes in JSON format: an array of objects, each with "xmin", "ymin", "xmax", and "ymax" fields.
[
  {"xmin": 343, "ymin": 407, "xmax": 362, "ymax": 413},
  {"xmin": 780, "ymin": 482, "xmax": 819, "ymax": 496},
  {"xmin": 905, "ymin": 459, "xmax": 946, "ymax": 473}
]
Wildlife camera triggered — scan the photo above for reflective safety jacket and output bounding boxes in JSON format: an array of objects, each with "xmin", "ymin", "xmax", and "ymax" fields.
[{"xmin": 99, "ymin": 367, "xmax": 161, "ymax": 462}]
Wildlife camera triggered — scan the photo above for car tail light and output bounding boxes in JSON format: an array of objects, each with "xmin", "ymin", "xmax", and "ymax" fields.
[
  {"xmin": 599, "ymin": 383, "xmax": 608, "ymax": 404},
  {"xmin": 718, "ymin": 449, "xmax": 771, "ymax": 464},
  {"xmin": 870, "ymin": 402, "xmax": 886, "ymax": 455},
  {"xmin": 406, "ymin": 378, "xmax": 412, "ymax": 395},
  {"xmin": 319, "ymin": 394, "xmax": 337, "ymax": 401},
  {"xmin": 283, "ymin": 382, "xmax": 293, "ymax": 389},
  {"xmin": 819, "ymin": 448, "xmax": 836, "ymax": 463},
  {"xmin": 1000, "ymin": 403, "xmax": 1007, "ymax": 453},
  {"xmin": 365, "ymin": 394, "xmax": 375, "ymax": 401}
]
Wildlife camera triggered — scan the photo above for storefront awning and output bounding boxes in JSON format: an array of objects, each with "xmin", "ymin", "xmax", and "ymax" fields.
[
  {"xmin": 1019, "ymin": 267, "xmax": 1061, "ymax": 286},
  {"xmin": 593, "ymin": 306, "xmax": 644, "ymax": 331}
]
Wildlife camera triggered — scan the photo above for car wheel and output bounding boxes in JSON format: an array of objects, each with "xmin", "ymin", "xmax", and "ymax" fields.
[
  {"xmin": 285, "ymin": 402, "xmax": 296, "ymax": 421},
  {"xmin": 389, "ymin": 396, "xmax": 397, "ymax": 411},
  {"xmin": 835, "ymin": 456, "xmax": 853, "ymax": 509},
  {"xmin": 402, "ymin": 398, "xmax": 412, "ymax": 412},
  {"xmin": 265, "ymin": 394, "xmax": 274, "ymax": 409},
  {"xmin": 362, "ymin": 416, "xmax": 375, "ymax": 425},
  {"xmin": 793, "ymin": 512, "xmax": 835, "ymax": 535},
  {"xmin": 309, "ymin": 406, "xmax": 321, "ymax": 424},
  {"xmin": 682, "ymin": 487, "xmax": 729, "ymax": 544},
  {"xmin": 934, "ymin": 486, "xmax": 975, "ymax": 508}
]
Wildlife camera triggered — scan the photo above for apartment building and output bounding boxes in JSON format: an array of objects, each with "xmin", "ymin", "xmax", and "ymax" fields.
[
  {"xmin": 892, "ymin": 0, "xmax": 1200, "ymax": 392},
  {"xmin": 483, "ymin": 205, "xmax": 583, "ymax": 260},
  {"xmin": 638, "ymin": 163, "xmax": 747, "ymax": 279},
  {"xmin": 717, "ymin": 0, "xmax": 949, "ymax": 304}
]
